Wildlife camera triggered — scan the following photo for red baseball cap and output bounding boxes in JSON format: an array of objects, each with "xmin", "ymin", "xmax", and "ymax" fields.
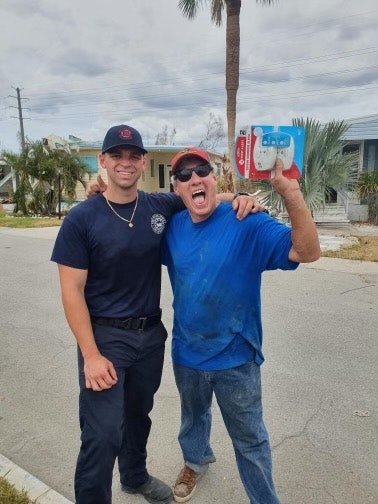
[{"xmin": 171, "ymin": 147, "xmax": 210, "ymax": 174}]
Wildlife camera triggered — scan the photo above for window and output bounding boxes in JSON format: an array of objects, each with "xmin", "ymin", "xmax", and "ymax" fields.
[
  {"xmin": 367, "ymin": 144, "xmax": 376, "ymax": 171},
  {"xmin": 158, "ymin": 164, "xmax": 165, "ymax": 189},
  {"xmin": 342, "ymin": 143, "xmax": 359, "ymax": 190},
  {"xmin": 363, "ymin": 140, "xmax": 378, "ymax": 172},
  {"xmin": 80, "ymin": 156, "xmax": 98, "ymax": 173}
]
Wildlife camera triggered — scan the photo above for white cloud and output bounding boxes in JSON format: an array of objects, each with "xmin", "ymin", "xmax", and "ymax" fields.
[{"xmin": 0, "ymin": 0, "xmax": 377, "ymax": 153}]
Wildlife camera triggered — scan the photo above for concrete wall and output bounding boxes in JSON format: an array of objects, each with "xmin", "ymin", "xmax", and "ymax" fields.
[{"xmin": 348, "ymin": 203, "xmax": 368, "ymax": 222}]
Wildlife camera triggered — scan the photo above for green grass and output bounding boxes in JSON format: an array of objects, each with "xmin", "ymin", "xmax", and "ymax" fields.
[
  {"xmin": 0, "ymin": 212, "xmax": 62, "ymax": 228},
  {"xmin": 0, "ymin": 476, "xmax": 36, "ymax": 504}
]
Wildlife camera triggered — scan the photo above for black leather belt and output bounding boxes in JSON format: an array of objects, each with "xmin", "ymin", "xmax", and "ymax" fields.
[{"xmin": 91, "ymin": 311, "xmax": 161, "ymax": 331}]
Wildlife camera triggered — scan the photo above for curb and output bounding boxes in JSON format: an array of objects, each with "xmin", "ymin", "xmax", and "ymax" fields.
[
  {"xmin": 0, "ymin": 454, "xmax": 74, "ymax": 504},
  {"xmin": 302, "ymin": 256, "xmax": 378, "ymax": 274}
]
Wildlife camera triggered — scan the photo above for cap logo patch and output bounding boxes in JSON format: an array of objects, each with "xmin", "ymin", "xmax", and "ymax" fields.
[{"xmin": 119, "ymin": 128, "xmax": 132, "ymax": 140}]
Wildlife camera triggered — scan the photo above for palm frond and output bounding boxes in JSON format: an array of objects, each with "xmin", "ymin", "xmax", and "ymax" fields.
[{"xmin": 178, "ymin": 0, "xmax": 204, "ymax": 19}]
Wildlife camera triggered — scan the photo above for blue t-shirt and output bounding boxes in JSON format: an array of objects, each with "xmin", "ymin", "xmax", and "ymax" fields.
[
  {"xmin": 51, "ymin": 190, "xmax": 184, "ymax": 318},
  {"xmin": 161, "ymin": 202, "xmax": 298, "ymax": 371}
]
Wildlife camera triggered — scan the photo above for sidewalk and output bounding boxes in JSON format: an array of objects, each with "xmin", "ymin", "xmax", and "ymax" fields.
[{"xmin": 316, "ymin": 222, "xmax": 378, "ymax": 251}]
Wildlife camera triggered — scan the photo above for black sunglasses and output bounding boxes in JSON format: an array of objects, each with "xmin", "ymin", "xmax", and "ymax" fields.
[{"xmin": 174, "ymin": 164, "xmax": 213, "ymax": 182}]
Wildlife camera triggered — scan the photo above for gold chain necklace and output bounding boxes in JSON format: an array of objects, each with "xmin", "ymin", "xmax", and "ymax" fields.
[{"xmin": 103, "ymin": 192, "xmax": 138, "ymax": 228}]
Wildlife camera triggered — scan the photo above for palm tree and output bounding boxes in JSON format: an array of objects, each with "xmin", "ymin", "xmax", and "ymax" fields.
[
  {"xmin": 1, "ymin": 141, "xmax": 88, "ymax": 216},
  {"xmin": 178, "ymin": 0, "xmax": 274, "ymax": 190},
  {"xmin": 251, "ymin": 118, "xmax": 359, "ymax": 217}
]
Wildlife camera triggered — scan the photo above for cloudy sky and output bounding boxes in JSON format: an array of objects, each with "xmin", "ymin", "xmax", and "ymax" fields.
[{"xmin": 0, "ymin": 0, "xmax": 377, "ymax": 153}]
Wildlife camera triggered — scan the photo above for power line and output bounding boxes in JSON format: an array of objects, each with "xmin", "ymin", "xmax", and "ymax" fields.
[
  {"xmin": 17, "ymin": 46, "xmax": 377, "ymax": 103},
  {"xmin": 13, "ymin": 46, "xmax": 376, "ymax": 122},
  {"xmin": 30, "ymin": 84, "xmax": 378, "ymax": 122},
  {"xmin": 25, "ymin": 58, "xmax": 377, "ymax": 119}
]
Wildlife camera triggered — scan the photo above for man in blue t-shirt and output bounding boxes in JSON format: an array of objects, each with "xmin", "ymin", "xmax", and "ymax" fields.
[
  {"xmin": 161, "ymin": 147, "xmax": 320, "ymax": 504},
  {"xmin": 51, "ymin": 126, "xmax": 261, "ymax": 504}
]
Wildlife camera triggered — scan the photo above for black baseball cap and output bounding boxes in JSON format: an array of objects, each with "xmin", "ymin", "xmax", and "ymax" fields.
[{"xmin": 101, "ymin": 125, "xmax": 148, "ymax": 154}]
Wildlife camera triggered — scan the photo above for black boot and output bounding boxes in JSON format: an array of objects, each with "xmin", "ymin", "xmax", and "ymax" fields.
[{"xmin": 122, "ymin": 475, "xmax": 173, "ymax": 504}]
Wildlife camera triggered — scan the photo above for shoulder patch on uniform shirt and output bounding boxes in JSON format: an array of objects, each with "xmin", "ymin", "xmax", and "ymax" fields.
[{"xmin": 151, "ymin": 213, "xmax": 167, "ymax": 234}]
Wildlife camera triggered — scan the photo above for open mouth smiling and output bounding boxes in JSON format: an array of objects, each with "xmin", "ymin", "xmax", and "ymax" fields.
[
  {"xmin": 192, "ymin": 189, "xmax": 206, "ymax": 204},
  {"xmin": 118, "ymin": 169, "xmax": 135, "ymax": 175}
]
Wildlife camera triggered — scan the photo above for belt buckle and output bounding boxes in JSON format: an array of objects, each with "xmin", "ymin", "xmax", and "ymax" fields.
[
  {"xmin": 137, "ymin": 317, "xmax": 147, "ymax": 331},
  {"xmin": 120, "ymin": 318, "xmax": 132, "ymax": 330}
]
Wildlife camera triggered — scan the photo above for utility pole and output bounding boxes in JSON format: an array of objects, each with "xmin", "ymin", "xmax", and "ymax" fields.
[{"xmin": 9, "ymin": 87, "xmax": 29, "ymax": 152}]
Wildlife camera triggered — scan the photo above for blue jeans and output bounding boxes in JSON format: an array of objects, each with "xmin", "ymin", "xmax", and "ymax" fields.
[{"xmin": 173, "ymin": 361, "xmax": 281, "ymax": 504}]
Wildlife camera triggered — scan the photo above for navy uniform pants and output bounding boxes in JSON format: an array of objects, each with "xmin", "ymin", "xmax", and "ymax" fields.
[{"xmin": 74, "ymin": 321, "xmax": 168, "ymax": 504}]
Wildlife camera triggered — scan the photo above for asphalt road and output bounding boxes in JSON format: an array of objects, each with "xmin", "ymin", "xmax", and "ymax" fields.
[{"xmin": 0, "ymin": 227, "xmax": 377, "ymax": 504}]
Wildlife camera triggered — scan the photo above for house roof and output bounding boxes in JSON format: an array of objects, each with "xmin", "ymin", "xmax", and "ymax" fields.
[
  {"xmin": 342, "ymin": 114, "xmax": 378, "ymax": 141},
  {"xmin": 67, "ymin": 137, "xmax": 224, "ymax": 158},
  {"xmin": 68, "ymin": 140, "xmax": 190, "ymax": 152}
]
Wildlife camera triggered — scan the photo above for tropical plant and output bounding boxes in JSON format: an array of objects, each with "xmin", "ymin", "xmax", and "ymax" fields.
[
  {"xmin": 1, "ymin": 141, "xmax": 89, "ymax": 216},
  {"xmin": 0, "ymin": 150, "xmax": 33, "ymax": 215},
  {"xmin": 251, "ymin": 118, "xmax": 359, "ymax": 217},
  {"xmin": 178, "ymin": 0, "xmax": 274, "ymax": 191},
  {"xmin": 356, "ymin": 169, "xmax": 378, "ymax": 224}
]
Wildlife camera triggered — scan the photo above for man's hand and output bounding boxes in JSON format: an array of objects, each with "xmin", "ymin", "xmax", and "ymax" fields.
[
  {"xmin": 269, "ymin": 159, "xmax": 301, "ymax": 200},
  {"xmin": 86, "ymin": 174, "xmax": 108, "ymax": 198},
  {"xmin": 83, "ymin": 353, "xmax": 118, "ymax": 391},
  {"xmin": 232, "ymin": 194, "xmax": 267, "ymax": 220}
]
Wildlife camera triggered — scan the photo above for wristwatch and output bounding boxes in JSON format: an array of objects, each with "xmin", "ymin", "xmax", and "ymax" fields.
[
  {"xmin": 232, "ymin": 193, "xmax": 270, "ymax": 214},
  {"xmin": 232, "ymin": 192, "xmax": 251, "ymax": 201}
]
